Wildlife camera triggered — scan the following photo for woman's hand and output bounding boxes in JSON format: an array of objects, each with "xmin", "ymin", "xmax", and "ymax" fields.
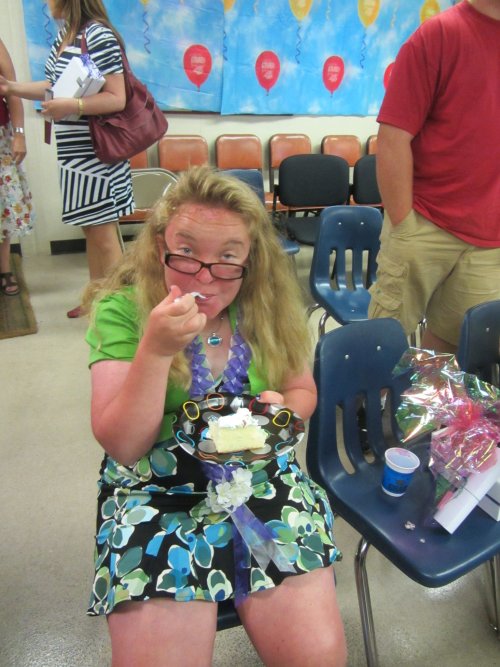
[
  {"xmin": 259, "ymin": 390, "xmax": 285, "ymax": 405},
  {"xmin": 41, "ymin": 96, "xmax": 79, "ymax": 122},
  {"xmin": 11, "ymin": 133, "xmax": 26, "ymax": 164},
  {"xmin": 141, "ymin": 285, "xmax": 207, "ymax": 358}
]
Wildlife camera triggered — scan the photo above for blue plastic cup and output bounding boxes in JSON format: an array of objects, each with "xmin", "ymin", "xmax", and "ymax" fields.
[{"xmin": 381, "ymin": 447, "xmax": 420, "ymax": 497}]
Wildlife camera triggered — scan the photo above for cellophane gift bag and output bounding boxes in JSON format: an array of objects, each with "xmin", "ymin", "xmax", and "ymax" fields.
[{"xmin": 392, "ymin": 349, "xmax": 500, "ymax": 533}]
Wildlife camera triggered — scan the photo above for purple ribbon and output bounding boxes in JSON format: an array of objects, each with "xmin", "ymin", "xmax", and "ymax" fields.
[{"xmin": 202, "ymin": 462, "xmax": 295, "ymax": 606}]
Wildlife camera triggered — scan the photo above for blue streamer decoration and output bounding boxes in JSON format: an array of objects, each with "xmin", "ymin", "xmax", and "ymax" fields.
[
  {"xmin": 360, "ymin": 30, "xmax": 367, "ymax": 69},
  {"xmin": 295, "ymin": 24, "xmax": 302, "ymax": 64},
  {"xmin": 142, "ymin": 9, "xmax": 151, "ymax": 54},
  {"xmin": 42, "ymin": 3, "xmax": 53, "ymax": 48},
  {"xmin": 223, "ymin": 30, "xmax": 228, "ymax": 61}
]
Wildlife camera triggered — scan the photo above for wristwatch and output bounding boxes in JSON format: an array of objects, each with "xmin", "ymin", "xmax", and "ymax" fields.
[{"xmin": 13, "ymin": 127, "xmax": 25, "ymax": 134}]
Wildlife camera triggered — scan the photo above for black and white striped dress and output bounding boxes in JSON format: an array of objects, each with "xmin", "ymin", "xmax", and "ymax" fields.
[{"xmin": 45, "ymin": 23, "xmax": 134, "ymax": 227}]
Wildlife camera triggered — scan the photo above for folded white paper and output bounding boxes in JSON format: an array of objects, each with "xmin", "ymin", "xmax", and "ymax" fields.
[
  {"xmin": 433, "ymin": 448, "xmax": 500, "ymax": 533},
  {"xmin": 479, "ymin": 470, "xmax": 500, "ymax": 521},
  {"xmin": 52, "ymin": 55, "xmax": 105, "ymax": 121}
]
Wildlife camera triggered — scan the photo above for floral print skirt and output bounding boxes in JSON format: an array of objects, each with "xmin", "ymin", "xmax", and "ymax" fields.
[
  {"xmin": 0, "ymin": 126, "xmax": 34, "ymax": 239},
  {"xmin": 87, "ymin": 441, "xmax": 340, "ymax": 615}
]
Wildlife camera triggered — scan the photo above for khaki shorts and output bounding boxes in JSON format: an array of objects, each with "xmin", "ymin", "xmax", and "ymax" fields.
[{"xmin": 368, "ymin": 209, "xmax": 500, "ymax": 345}]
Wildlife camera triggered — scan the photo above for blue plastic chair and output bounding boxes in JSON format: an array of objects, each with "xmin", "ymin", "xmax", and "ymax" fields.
[
  {"xmin": 222, "ymin": 168, "xmax": 300, "ymax": 257},
  {"xmin": 457, "ymin": 299, "xmax": 500, "ymax": 385},
  {"xmin": 216, "ymin": 599, "xmax": 240, "ymax": 631},
  {"xmin": 307, "ymin": 318, "xmax": 500, "ymax": 666},
  {"xmin": 308, "ymin": 205, "xmax": 383, "ymax": 336}
]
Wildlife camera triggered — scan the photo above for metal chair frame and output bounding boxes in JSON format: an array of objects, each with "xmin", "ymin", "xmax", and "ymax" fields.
[{"xmin": 117, "ymin": 168, "xmax": 178, "ymax": 247}]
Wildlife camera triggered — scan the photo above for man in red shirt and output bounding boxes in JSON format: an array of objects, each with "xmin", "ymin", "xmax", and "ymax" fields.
[{"xmin": 369, "ymin": 0, "xmax": 500, "ymax": 352}]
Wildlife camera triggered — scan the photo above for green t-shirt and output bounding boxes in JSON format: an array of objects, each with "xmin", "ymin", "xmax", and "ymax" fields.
[{"xmin": 85, "ymin": 289, "xmax": 269, "ymax": 442}]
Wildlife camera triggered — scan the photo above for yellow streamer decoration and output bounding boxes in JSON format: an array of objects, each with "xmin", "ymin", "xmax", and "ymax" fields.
[
  {"xmin": 289, "ymin": 0, "xmax": 313, "ymax": 22},
  {"xmin": 420, "ymin": 0, "xmax": 441, "ymax": 24},
  {"xmin": 224, "ymin": 0, "xmax": 236, "ymax": 11},
  {"xmin": 139, "ymin": 0, "xmax": 149, "ymax": 6},
  {"xmin": 358, "ymin": 0, "xmax": 380, "ymax": 28}
]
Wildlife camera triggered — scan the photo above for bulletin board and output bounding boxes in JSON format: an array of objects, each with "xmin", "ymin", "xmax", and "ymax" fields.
[{"xmin": 22, "ymin": 0, "xmax": 458, "ymax": 116}]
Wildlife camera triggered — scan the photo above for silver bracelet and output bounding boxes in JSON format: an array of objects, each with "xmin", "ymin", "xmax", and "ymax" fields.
[{"xmin": 13, "ymin": 127, "xmax": 25, "ymax": 134}]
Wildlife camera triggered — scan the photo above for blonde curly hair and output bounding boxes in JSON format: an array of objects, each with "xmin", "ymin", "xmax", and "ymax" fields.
[{"xmin": 84, "ymin": 166, "xmax": 312, "ymax": 390}]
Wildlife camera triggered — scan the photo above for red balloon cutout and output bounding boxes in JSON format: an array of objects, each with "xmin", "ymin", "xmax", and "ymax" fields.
[
  {"xmin": 383, "ymin": 62, "xmax": 394, "ymax": 89},
  {"xmin": 255, "ymin": 51, "xmax": 280, "ymax": 94},
  {"xmin": 322, "ymin": 56, "xmax": 344, "ymax": 95},
  {"xmin": 183, "ymin": 44, "xmax": 212, "ymax": 90}
]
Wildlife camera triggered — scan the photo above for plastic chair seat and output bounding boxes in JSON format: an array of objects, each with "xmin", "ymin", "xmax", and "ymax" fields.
[
  {"xmin": 307, "ymin": 318, "xmax": 500, "ymax": 666},
  {"xmin": 331, "ymin": 438, "xmax": 500, "ymax": 587}
]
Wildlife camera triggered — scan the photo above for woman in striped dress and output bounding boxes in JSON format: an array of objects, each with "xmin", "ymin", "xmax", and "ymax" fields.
[{"xmin": 0, "ymin": 0, "xmax": 133, "ymax": 318}]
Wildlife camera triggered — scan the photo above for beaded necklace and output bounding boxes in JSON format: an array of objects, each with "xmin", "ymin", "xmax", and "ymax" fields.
[{"xmin": 187, "ymin": 319, "xmax": 251, "ymax": 397}]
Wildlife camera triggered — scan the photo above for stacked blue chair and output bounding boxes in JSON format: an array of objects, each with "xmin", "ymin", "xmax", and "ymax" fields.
[
  {"xmin": 308, "ymin": 205, "xmax": 382, "ymax": 337},
  {"xmin": 222, "ymin": 168, "xmax": 300, "ymax": 257}
]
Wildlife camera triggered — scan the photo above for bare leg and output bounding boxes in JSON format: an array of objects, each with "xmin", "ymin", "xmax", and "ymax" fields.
[
  {"xmin": 83, "ymin": 221, "xmax": 123, "ymax": 281},
  {"xmin": 0, "ymin": 233, "xmax": 12, "ymax": 273},
  {"xmin": 421, "ymin": 328, "xmax": 457, "ymax": 354},
  {"xmin": 0, "ymin": 233, "xmax": 19, "ymax": 295},
  {"xmin": 238, "ymin": 567, "xmax": 347, "ymax": 667},
  {"xmin": 107, "ymin": 598, "xmax": 218, "ymax": 667}
]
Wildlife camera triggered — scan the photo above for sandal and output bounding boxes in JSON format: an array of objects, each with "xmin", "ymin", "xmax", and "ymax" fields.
[{"xmin": 0, "ymin": 272, "xmax": 20, "ymax": 296}]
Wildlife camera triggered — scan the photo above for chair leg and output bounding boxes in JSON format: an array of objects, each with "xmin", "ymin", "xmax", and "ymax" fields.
[
  {"xmin": 306, "ymin": 302, "xmax": 321, "ymax": 319},
  {"xmin": 354, "ymin": 537, "xmax": 379, "ymax": 667},
  {"xmin": 115, "ymin": 221, "xmax": 126, "ymax": 252},
  {"xmin": 409, "ymin": 319, "xmax": 427, "ymax": 348},
  {"xmin": 318, "ymin": 311, "xmax": 331, "ymax": 338},
  {"xmin": 485, "ymin": 555, "xmax": 500, "ymax": 637}
]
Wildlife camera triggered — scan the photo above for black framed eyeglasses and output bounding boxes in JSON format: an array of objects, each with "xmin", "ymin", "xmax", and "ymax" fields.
[{"xmin": 164, "ymin": 253, "xmax": 247, "ymax": 280}]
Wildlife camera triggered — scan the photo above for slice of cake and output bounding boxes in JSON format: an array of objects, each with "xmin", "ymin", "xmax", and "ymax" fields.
[{"xmin": 208, "ymin": 408, "xmax": 267, "ymax": 453}]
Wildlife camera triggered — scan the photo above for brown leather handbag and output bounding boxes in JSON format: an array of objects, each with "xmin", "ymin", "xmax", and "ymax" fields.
[{"xmin": 81, "ymin": 28, "xmax": 167, "ymax": 164}]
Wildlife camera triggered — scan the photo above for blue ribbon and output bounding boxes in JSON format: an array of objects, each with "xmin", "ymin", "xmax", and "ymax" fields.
[
  {"xmin": 80, "ymin": 53, "xmax": 102, "ymax": 80},
  {"xmin": 202, "ymin": 462, "xmax": 295, "ymax": 606}
]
